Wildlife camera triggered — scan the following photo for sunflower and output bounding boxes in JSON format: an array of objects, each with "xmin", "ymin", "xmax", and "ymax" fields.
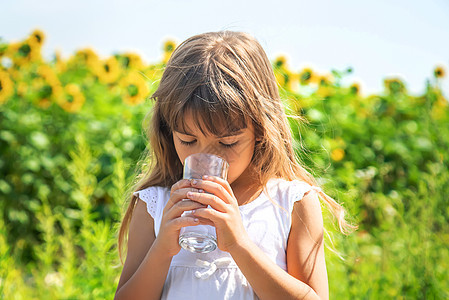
[
  {"xmin": 331, "ymin": 148, "xmax": 345, "ymax": 162},
  {"xmin": 384, "ymin": 77, "xmax": 405, "ymax": 94},
  {"xmin": 29, "ymin": 29, "xmax": 45, "ymax": 48},
  {"xmin": 122, "ymin": 71, "xmax": 149, "ymax": 104},
  {"xmin": 162, "ymin": 39, "xmax": 177, "ymax": 64},
  {"xmin": 434, "ymin": 65, "xmax": 445, "ymax": 78},
  {"xmin": 316, "ymin": 74, "xmax": 334, "ymax": 98},
  {"xmin": 94, "ymin": 56, "xmax": 120, "ymax": 84},
  {"xmin": 274, "ymin": 55, "xmax": 288, "ymax": 69},
  {"xmin": 0, "ymin": 71, "xmax": 14, "ymax": 104},
  {"xmin": 17, "ymin": 42, "xmax": 33, "ymax": 60},
  {"xmin": 164, "ymin": 40, "xmax": 176, "ymax": 53},
  {"xmin": 76, "ymin": 48, "xmax": 98, "ymax": 62},
  {"xmin": 120, "ymin": 71, "xmax": 149, "ymax": 105},
  {"xmin": 119, "ymin": 52, "xmax": 144, "ymax": 70},
  {"xmin": 73, "ymin": 48, "xmax": 100, "ymax": 71},
  {"xmin": 56, "ymin": 83, "xmax": 85, "ymax": 113},
  {"xmin": 13, "ymin": 29, "xmax": 45, "ymax": 64},
  {"xmin": 34, "ymin": 65, "xmax": 63, "ymax": 108},
  {"xmin": 317, "ymin": 74, "xmax": 333, "ymax": 86},
  {"xmin": 299, "ymin": 68, "xmax": 314, "ymax": 85},
  {"xmin": 349, "ymin": 83, "xmax": 360, "ymax": 95},
  {"xmin": 38, "ymin": 65, "xmax": 60, "ymax": 87},
  {"xmin": 7, "ymin": 38, "xmax": 41, "ymax": 66}
]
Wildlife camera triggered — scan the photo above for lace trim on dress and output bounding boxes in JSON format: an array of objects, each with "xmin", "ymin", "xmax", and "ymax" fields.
[{"xmin": 133, "ymin": 187, "xmax": 158, "ymax": 219}]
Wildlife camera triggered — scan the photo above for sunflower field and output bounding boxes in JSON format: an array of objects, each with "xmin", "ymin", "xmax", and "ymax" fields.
[{"xmin": 1, "ymin": 29, "xmax": 448, "ymax": 299}]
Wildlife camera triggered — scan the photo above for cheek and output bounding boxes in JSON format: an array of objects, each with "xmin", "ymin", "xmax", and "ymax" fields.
[
  {"xmin": 226, "ymin": 141, "xmax": 255, "ymax": 182},
  {"xmin": 173, "ymin": 139, "xmax": 189, "ymax": 165},
  {"xmin": 226, "ymin": 138, "xmax": 255, "ymax": 163}
]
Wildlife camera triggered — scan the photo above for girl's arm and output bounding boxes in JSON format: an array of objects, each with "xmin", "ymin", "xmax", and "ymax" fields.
[
  {"xmin": 115, "ymin": 180, "xmax": 204, "ymax": 300},
  {"xmin": 188, "ymin": 178, "xmax": 327, "ymax": 300},
  {"xmin": 114, "ymin": 200, "xmax": 172, "ymax": 300},
  {"xmin": 287, "ymin": 189, "xmax": 329, "ymax": 298}
]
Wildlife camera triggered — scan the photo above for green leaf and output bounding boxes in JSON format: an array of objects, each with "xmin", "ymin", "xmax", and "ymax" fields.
[{"xmin": 30, "ymin": 132, "xmax": 49, "ymax": 149}]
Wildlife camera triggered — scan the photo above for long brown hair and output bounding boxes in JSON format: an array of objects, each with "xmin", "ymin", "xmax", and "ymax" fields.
[{"xmin": 118, "ymin": 31, "xmax": 355, "ymax": 260}]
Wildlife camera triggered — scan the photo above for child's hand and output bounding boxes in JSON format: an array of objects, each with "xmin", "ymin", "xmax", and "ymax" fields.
[
  {"xmin": 186, "ymin": 176, "xmax": 250, "ymax": 253},
  {"xmin": 154, "ymin": 179, "xmax": 205, "ymax": 257}
]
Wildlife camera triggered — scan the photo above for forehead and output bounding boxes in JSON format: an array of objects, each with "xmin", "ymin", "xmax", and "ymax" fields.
[{"xmin": 175, "ymin": 109, "xmax": 248, "ymax": 137}]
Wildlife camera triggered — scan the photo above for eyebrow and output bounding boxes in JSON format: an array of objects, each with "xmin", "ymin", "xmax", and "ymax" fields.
[{"xmin": 175, "ymin": 129, "xmax": 244, "ymax": 138}]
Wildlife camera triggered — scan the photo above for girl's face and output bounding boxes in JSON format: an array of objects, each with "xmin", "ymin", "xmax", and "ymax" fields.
[{"xmin": 173, "ymin": 111, "xmax": 256, "ymax": 185}]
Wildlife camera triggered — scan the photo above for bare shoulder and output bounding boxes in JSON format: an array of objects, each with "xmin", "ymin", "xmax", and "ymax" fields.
[
  {"xmin": 117, "ymin": 198, "xmax": 156, "ymax": 290},
  {"xmin": 287, "ymin": 189, "xmax": 329, "ymax": 299},
  {"xmin": 129, "ymin": 198, "xmax": 155, "ymax": 241},
  {"xmin": 293, "ymin": 188, "xmax": 324, "ymax": 233}
]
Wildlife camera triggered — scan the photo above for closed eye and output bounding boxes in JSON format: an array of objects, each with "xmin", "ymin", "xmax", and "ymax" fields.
[
  {"xmin": 220, "ymin": 141, "xmax": 238, "ymax": 148},
  {"xmin": 179, "ymin": 139, "xmax": 196, "ymax": 146},
  {"xmin": 177, "ymin": 135, "xmax": 238, "ymax": 148}
]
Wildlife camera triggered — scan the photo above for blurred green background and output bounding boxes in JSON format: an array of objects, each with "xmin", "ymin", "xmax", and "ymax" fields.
[{"xmin": 1, "ymin": 30, "xmax": 448, "ymax": 299}]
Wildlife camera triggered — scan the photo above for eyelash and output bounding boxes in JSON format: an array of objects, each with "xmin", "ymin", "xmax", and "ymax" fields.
[
  {"xmin": 221, "ymin": 141, "xmax": 238, "ymax": 148},
  {"xmin": 179, "ymin": 140, "xmax": 238, "ymax": 148},
  {"xmin": 179, "ymin": 140, "xmax": 196, "ymax": 146}
]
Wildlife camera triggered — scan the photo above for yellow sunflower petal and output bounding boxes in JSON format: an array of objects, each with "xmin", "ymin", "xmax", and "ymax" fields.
[
  {"xmin": 0, "ymin": 71, "xmax": 14, "ymax": 104},
  {"xmin": 95, "ymin": 56, "xmax": 120, "ymax": 84},
  {"xmin": 331, "ymin": 148, "xmax": 345, "ymax": 161},
  {"xmin": 29, "ymin": 29, "xmax": 45, "ymax": 47},
  {"xmin": 56, "ymin": 84, "xmax": 85, "ymax": 113}
]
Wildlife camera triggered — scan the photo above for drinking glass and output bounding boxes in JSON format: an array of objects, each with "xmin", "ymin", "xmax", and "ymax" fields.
[{"xmin": 179, "ymin": 153, "xmax": 229, "ymax": 253}]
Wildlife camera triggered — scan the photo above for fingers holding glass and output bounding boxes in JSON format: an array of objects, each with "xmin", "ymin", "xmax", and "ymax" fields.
[{"xmin": 179, "ymin": 153, "xmax": 229, "ymax": 253}]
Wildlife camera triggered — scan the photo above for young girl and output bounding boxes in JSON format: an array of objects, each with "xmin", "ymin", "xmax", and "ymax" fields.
[{"xmin": 115, "ymin": 31, "xmax": 354, "ymax": 300}]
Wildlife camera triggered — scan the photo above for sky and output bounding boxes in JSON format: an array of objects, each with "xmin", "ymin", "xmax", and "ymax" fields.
[{"xmin": 1, "ymin": 0, "xmax": 449, "ymax": 96}]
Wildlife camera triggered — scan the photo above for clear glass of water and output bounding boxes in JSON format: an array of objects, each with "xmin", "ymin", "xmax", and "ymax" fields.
[{"xmin": 179, "ymin": 153, "xmax": 229, "ymax": 253}]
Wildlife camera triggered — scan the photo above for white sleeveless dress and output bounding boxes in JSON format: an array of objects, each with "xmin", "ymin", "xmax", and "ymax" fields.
[{"xmin": 133, "ymin": 178, "xmax": 319, "ymax": 300}]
